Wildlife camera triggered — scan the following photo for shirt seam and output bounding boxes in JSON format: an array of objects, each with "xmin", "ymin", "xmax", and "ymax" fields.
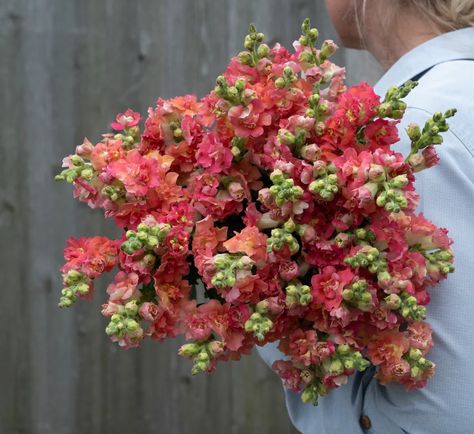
[{"xmin": 405, "ymin": 106, "xmax": 474, "ymax": 159}]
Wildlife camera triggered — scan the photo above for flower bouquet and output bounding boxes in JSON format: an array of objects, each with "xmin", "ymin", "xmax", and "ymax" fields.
[{"xmin": 56, "ymin": 19, "xmax": 455, "ymax": 405}]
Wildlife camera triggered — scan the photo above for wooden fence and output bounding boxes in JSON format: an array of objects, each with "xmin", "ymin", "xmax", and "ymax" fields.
[{"xmin": 0, "ymin": 1, "xmax": 383, "ymax": 433}]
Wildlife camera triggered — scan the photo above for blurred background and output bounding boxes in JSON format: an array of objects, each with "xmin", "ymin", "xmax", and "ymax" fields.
[{"xmin": 0, "ymin": 1, "xmax": 383, "ymax": 433}]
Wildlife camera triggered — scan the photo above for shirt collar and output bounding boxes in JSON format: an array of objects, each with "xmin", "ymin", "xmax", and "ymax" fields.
[{"xmin": 374, "ymin": 27, "xmax": 474, "ymax": 96}]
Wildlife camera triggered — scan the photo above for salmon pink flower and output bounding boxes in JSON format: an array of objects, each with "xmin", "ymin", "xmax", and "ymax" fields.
[
  {"xmin": 283, "ymin": 329, "xmax": 335, "ymax": 366},
  {"xmin": 311, "ymin": 267, "xmax": 354, "ymax": 312},
  {"xmin": 111, "ymin": 109, "xmax": 141, "ymax": 130},
  {"xmin": 363, "ymin": 119, "xmax": 399, "ymax": 150},
  {"xmin": 279, "ymin": 261, "xmax": 300, "ymax": 281},
  {"xmin": 406, "ymin": 321, "xmax": 433, "ymax": 354},
  {"xmin": 367, "ymin": 331, "xmax": 410, "ymax": 365},
  {"xmin": 164, "ymin": 95, "xmax": 201, "ymax": 117},
  {"xmin": 139, "ymin": 302, "xmax": 160, "ymax": 322},
  {"xmin": 165, "ymin": 227, "xmax": 190, "ymax": 257},
  {"xmin": 223, "ymin": 226, "xmax": 268, "ymax": 262},
  {"xmin": 196, "ymin": 132, "xmax": 233, "ymax": 174},
  {"xmin": 107, "ymin": 150, "xmax": 162, "ymax": 196},
  {"xmin": 90, "ymin": 137, "xmax": 125, "ymax": 171},
  {"xmin": 338, "ymin": 82, "xmax": 380, "ymax": 126},
  {"xmin": 62, "ymin": 236, "xmax": 119, "ymax": 278},
  {"xmin": 272, "ymin": 360, "xmax": 302, "ymax": 392},
  {"xmin": 146, "ymin": 307, "xmax": 179, "ymax": 341},
  {"xmin": 227, "ymin": 99, "xmax": 272, "ymax": 138},
  {"xmin": 192, "ymin": 216, "xmax": 228, "ymax": 254},
  {"xmin": 106, "ymin": 271, "xmax": 140, "ymax": 302}
]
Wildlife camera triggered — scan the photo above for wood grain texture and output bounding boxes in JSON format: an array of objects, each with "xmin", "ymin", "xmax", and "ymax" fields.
[{"xmin": 0, "ymin": 1, "xmax": 383, "ymax": 433}]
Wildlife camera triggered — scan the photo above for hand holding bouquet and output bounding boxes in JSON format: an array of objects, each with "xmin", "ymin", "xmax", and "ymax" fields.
[{"xmin": 56, "ymin": 19, "xmax": 455, "ymax": 405}]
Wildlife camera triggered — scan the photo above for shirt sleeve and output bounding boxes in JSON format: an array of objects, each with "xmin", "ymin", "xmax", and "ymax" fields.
[{"xmin": 256, "ymin": 107, "xmax": 474, "ymax": 434}]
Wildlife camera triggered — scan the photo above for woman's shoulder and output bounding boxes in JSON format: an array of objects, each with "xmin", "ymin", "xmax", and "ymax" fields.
[{"xmin": 402, "ymin": 60, "xmax": 474, "ymax": 158}]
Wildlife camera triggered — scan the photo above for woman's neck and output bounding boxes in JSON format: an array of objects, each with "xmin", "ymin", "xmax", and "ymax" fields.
[{"xmin": 363, "ymin": 5, "xmax": 441, "ymax": 70}]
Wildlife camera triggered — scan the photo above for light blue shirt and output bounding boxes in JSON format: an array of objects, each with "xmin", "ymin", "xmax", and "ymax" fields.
[{"xmin": 257, "ymin": 27, "xmax": 474, "ymax": 434}]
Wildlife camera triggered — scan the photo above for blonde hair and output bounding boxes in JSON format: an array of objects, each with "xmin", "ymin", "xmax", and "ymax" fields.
[
  {"xmin": 404, "ymin": 0, "xmax": 474, "ymax": 31},
  {"xmin": 356, "ymin": 0, "xmax": 474, "ymax": 38}
]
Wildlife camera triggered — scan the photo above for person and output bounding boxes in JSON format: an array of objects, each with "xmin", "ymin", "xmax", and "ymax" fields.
[{"xmin": 257, "ymin": 1, "xmax": 474, "ymax": 433}]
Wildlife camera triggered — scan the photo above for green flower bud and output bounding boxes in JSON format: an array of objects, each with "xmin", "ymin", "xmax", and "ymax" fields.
[
  {"xmin": 244, "ymin": 35, "xmax": 254, "ymax": 50},
  {"xmin": 344, "ymin": 359, "xmax": 355, "ymax": 370},
  {"xmin": 384, "ymin": 293, "xmax": 402, "ymax": 309},
  {"xmin": 124, "ymin": 300, "xmax": 139, "ymax": 316},
  {"xmin": 308, "ymin": 28, "xmax": 319, "ymax": 40},
  {"xmin": 58, "ymin": 296, "xmax": 74, "ymax": 308},
  {"xmin": 410, "ymin": 366, "xmax": 421, "ymax": 378},
  {"xmin": 105, "ymin": 322, "xmax": 118, "ymax": 336},
  {"xmin": 238, "ymin": 51, "xmax": 254, "ymax": 65},
  {"xmin": 257, "ymin": 43, "xmax": 270, "ymax": 58},
  {"xmin": 299, "ymin": 51, "xmax": 315, "ymax": 64},
  {"xmin": 328, "ymin": 359, "xmax": 343, "ymax": 375},
  {"xmin": 299, "ymin": 35, "xmax": 309, "ymax": 46},
  {"xmin": 244, "ymin": 312, "xmax": 273, "ymax": 341},
  {"xmin": 337, "ymin": 344, "xmax": 350, "ymax": 355},
  {"xmin": 389, "ymin": 175, "xmax": 409, "ymax": 188},
  {"xmin": 235, "ymin": 79, "xmax": 246, "ymax": 92},
  {"xmin": 406, "ymin": 123, "xmax": 421, "ymax": 142},
  {"xmin": 124, "ymin": 318, "xmax": 140, "ymax": 333},
  {"xmin": 275, "ymin": 77, "xmax": 286, "ymax": 89},
  {"xmin": 178, "ymin": 342, "xmax": 202, "ymax": 357},
  {"xmin": 408, "ymin": 348, "xmax": 422, "ymax": 361}
]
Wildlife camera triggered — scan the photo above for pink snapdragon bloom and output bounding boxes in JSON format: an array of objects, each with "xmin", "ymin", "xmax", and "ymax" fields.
[
  {"xmin": 155, "ymin": 281, "xmax": 189, "ymax": 309},
  {"xmin": 196, "ymin": 132, "xmax": 233, "ymax": 174},
  {"xmin": 106, "ymin": 271, "xmax": 140, "ymax": 302},
  {"xmin": 146, "ymin": 307, "xmax": 179, "ymax": 341},
  {"xmin": 164, "ymin": 95, "xmax": 201, "ymax": 117},
  {"xmin": 165, "ymin": 226, "xmax": 190, "ymax": 257},
  {"xmin": 408, "ymin": 145, "xmax": 440, "ymax": 172},
  {"xmin": 62, "ymin": 236, "xmax": 119, "ymax": 278},
  {"xmin": 139, "ymin": 302, "xmax": 160, "ymax": 322},
  {"xmin": 400, "ymin": 213, "xmax": 452, "ymax": 250},
  {"xmin": 227, "ymin": 99, "xmax": 272, "ymax": 138},
  {"xmin": 376, "ymin": 358, "xmax": 411, "ymax": 384},
  {"xmin": 278, "ymin": 260, "xmax": 300, "ymax": 281},
  {"xmin": 322, "ymin": 110, "xmax": 356, "ymax": 148},
  {"xmin": 406, "ymin": 321, "xmax": 433, "ymax": 354},
  {"xmin": 118, "ymin": 249, "xmax": 155, "ymax": 279},
  {"xmin": 111, "ymin": 109, "xmax": 141, "ymax": 130},
  {"xmin": 363, "ymin": 119, "xmax": 399, "ymax": 150},
  {"xmin": 226, "ymin": 274, "xmax": 269, "ymax": 304},
  {"xmin": 184, "ymin": 307, "xmax": 214, "ymax": 341},
  {"xmin": 107, "ymin": 150, "xmax": 162, "ymax": 196},
  {"xmin": 272, "ymin": 360, "xmax": 302, "ymax": 392},
  {"xmin": 311, "ymin": 267, "xmax": 354, "ymax": 312},
  {"xmin": 369, "ymin": 306, "xmax": 399, "ymax": 330},
  {"xmin": 192, "ymin": 216, "xmax": 228, "ymax": 254},
  {"xmin": 367, "ymin": 331, "xmax": 410, "ymax": 365},
  {"xmin": 223, "ymin": 226, "xmax": 268, "ymax": 262},
  {"xmin": 90, "ymin": 137, "xmax": 125, "ymax": 171},
  {"xmin": 282, "ymin": 329, "xmax": 335, "ymax": 366},
  {"xmin": 154, "ymin": 253, "xmax": 189, "ymax": 285},
  {"xmin": 191, "ymin": 172, "xmax": 220, "ymax": 197},
  {"xmin": 338, "ymin": 82, "xmax": 380, "ymax": 126},
  {"xmin": 223, "ymin": 57, "xmax": 260, "ymax": 83}
]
